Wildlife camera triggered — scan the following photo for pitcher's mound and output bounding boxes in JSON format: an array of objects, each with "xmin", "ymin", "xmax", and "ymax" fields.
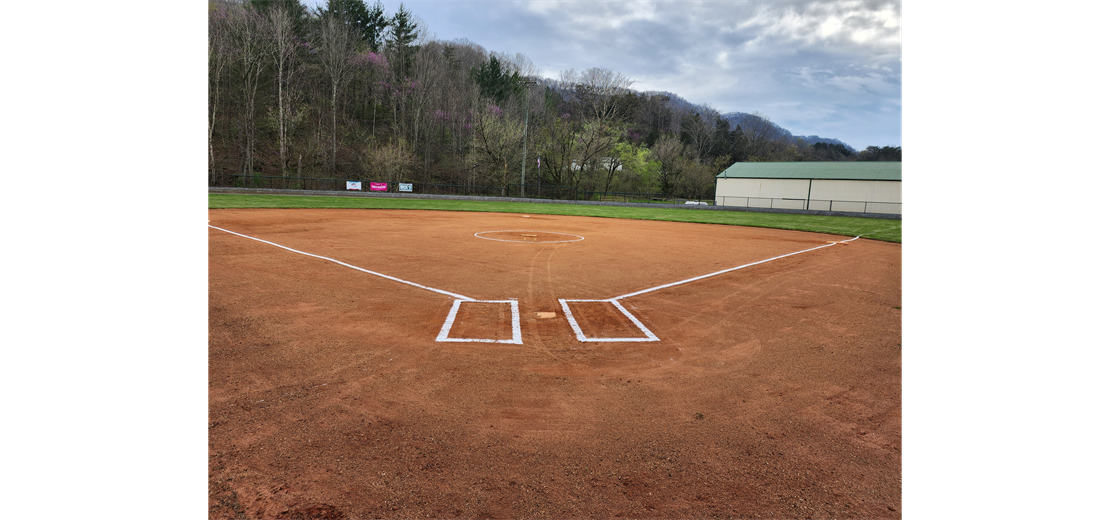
[{"xmin": 474, "ymin": 230, "xmax": 584, "ymax": 243}]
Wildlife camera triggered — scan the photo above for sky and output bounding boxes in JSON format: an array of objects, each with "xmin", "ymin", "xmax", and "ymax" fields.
[{"xmin": 303, "ymin": 0, "xmax": 901, "ymax": 151}]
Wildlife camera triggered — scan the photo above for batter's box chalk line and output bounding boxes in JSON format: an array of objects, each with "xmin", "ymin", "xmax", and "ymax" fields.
[
  {"xmin": 559, "ymin": 298, "xmax": 660, "ymax": 343},
  {"xmin": 436, "ymin": 299, "xmax": 523, "ymax": 344}
]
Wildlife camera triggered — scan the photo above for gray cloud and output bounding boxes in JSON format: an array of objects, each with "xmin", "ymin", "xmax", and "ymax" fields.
[{"xmin": 303, "ymin": 0, "xmax": 901, "ymax": 149}]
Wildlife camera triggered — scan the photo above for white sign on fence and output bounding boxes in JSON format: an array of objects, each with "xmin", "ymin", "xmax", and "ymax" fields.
[
  {"xmin": 346, "ymin": 181, "xmax": 362, "ymax": 191},
  {"xmin": 399, "ymin": 183, "xmax": 413, "ymax": 192}
]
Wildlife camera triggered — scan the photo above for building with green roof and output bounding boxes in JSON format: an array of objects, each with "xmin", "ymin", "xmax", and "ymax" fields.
[{"xmin": 715, "ymin": 162, "xmax": 901, "ymax": 215}]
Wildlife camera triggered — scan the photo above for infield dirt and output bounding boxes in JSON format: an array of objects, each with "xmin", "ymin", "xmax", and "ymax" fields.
[{"xmin": 209, "ymin": 208, "xmax": 901, "ymax": 519}]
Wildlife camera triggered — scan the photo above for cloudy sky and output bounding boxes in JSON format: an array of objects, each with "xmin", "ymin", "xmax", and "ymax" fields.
[{"xmin": 304, "ymin": 0, "xmax": 901, "ymax": 150}]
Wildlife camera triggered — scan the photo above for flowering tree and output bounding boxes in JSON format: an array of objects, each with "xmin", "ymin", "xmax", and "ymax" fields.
[{"xmin": 351, "ymin": 49, "xmax": 389, "ymax": 138}]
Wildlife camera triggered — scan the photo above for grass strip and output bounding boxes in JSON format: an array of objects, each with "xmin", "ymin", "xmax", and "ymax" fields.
[{"xmin": 209, "ymin": 193, "xmax": 901, "ymax": 243}]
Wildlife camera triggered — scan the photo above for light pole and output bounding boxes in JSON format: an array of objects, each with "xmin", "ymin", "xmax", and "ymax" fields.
[{"xmin": 520, "ymin": 78, "xmax": 536, "ymax": 199}]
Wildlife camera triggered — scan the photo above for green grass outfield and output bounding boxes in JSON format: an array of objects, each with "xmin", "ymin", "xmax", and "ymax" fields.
[{"xmin": 209, "ymin": 193, "xmax": 901, "ymax": 243}]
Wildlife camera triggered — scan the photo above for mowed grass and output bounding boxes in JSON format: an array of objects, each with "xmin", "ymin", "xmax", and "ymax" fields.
[{"xmin": 209, "ymin": 193, "xmax": 901, "ymax": 243}]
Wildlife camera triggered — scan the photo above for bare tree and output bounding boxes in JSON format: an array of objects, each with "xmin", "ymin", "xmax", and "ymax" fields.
[
  {"xmin": 208, "ymin": 4, "xmax": 234, "ymax": 179},
  {"xmin": 469, "ymin": 103, "xmax": 524, "ymax": 196},
  {"xmin": 651, "ymin": 134, "xmax": 686, "ymax": 197},
  {"xmin": 572, "ymin": 121, "xmax": 617, "ymax": 192},
  {"xmin": 681, "ymin": 107, "xmax": 721, "ymax": 164},
  {"xmin": 737, "ymin": 112, "xmax": 788, "ymax": 161},
  {"xmin": 361, "ymin": 137, "xmax": 413, "ymax": 183},
  {"xmin": 316, "ymin": 14, "xmax": 362, "ymax": 174},
  {"xmin": 536, "ymin": 112, "xmax": 577, "ymax": 186},
  {"xmin": 263, "ymin": 4, "xmax": 300, "ymax": 176},
  {"xmin": 494, "ymin": 51, "xmax": 538, "ymax": 78},
  {"xmin": 576, "ymin": 67, "xmax": 634, "ymax": 124},
  {"xmin": 229, "ymin": 5, "xmax": 267, "ymax": 175}
]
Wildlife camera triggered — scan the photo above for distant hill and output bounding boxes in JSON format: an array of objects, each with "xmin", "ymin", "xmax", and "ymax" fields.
[
  {"xmin": 721, "ymin": 112, "xmax": 855, "ymax": 152},
  {"xmin": 541, "ymin": 83, "xmax": 855, "ymax": 153}
]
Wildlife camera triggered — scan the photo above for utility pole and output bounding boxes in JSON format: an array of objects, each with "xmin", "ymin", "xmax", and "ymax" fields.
[{"xmin": 520, "ymin": 78, "xmax": 536, "ymax": 198}]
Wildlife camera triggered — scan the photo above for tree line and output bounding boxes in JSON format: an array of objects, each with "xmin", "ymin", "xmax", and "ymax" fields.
[{"xmin": 209, "ymin": 0, "xmax": 901, "ymax": 200}]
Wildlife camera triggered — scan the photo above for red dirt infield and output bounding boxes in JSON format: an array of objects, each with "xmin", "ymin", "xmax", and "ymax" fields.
[{"xmin": 209, "ymin": 208, "xmax": 901, "ymax": 519}]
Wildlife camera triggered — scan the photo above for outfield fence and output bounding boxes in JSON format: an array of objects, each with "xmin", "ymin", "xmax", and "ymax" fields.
[
  {"xmin": 714, "ymin": 195, "xmax": 901, "ymax": 215},
  {"xmin": 210, "ymin": 174, "xmax": 714, "ymax": 206}
]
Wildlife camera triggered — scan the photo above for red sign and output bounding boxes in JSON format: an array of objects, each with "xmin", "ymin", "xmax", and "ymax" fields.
[{"xmin": 370, "ymin": 182, "xmax": 388, "ymax": 192}]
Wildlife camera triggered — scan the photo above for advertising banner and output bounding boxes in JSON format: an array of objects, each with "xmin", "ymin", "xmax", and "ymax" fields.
[
  {"xmin": 346, "ymin": 181, "xmax": 362, "ymax": 191},
  {"xmin": 399, "ymin": 183, "xmax": 413, "ymax": 192},
  {"xmin": 370, "ymin": 182, "xmax": 388, "ymax": 192}
]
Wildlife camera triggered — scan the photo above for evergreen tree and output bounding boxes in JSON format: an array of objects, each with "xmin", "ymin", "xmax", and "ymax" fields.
[
  {"xmin": 387, "ymin": 3, "xmax": 419, "ymax": 78},
  {"xmin": 338, "ymin": 0, "xmax": 372, "ymax": 41},
  {"xmin": 322, "ymin": 0, "xmax": 390, "ymax": 51},
  {"xmin": 365, "ymin": 0, "xmax": 389, "ymax": 52},
  {"xmin": 470, "ymin": 56, "xmax": 523, "ymax": 104}
]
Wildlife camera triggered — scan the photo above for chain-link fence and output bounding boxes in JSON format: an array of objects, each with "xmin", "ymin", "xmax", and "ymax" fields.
[
  {"xmin": 211, "ymin": 175, "xmax": 714, "ymax": 205},
  {"xmin": 714, "ymin": 196, "xmax": 901, "ymax": 215}
]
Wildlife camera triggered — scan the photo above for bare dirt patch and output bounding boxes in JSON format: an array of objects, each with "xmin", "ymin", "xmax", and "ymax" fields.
[{"xmin": 209, "ymin": 209, "xmax": 901, "ymax": 519}]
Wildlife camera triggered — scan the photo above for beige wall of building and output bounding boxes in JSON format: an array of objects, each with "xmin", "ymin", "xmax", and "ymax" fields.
[{"xmin": 715, "ymin": 178, "xmax": 902, "ymax": 214}]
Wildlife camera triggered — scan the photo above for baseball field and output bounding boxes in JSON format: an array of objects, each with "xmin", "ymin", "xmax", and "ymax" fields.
[{"xmin": 208, "ymin": 195, "xmax": 901, "ymax": 518}]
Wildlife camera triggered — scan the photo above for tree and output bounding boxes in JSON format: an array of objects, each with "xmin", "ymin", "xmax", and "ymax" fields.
[
  {"xmin": 680, "ymin": 109, "xmax": 722, "ymax": 164},
  {"xmin": 316, "ymin": 14, "xmax": 362, "ymax": 174},
  {"xmin": 574, "ymin": 67, "xmax": 634, "ymax": 124},
  {"xmin": 350, "ymin": 48, "xmax": 389, "ymax": 140},
  {"xmin": 324, "ymin": 0, "xmax": 389, "ymax": 51},
  {"xmin": 262, "ymin": 3, "xmax": 301, "ymax": 176},
  {"xmin": 536, "ymin": 112, "xmax": 577, "ymax": 186},
  {"xmin": 229, "ymin": 5, "xmax": 268, "ymax": 175},
  {"xmin": 651, "ymin": 134, "xmax": 685, "ymax": 197},
  {"xmin": 361, "ymin": 137, "xmax": 413, "ymax": 182},
  {"xmin": 810, "ymin": 141, "xmax": 854, "ymax": 160},
  {"xmin": 599, "ymin": 141, "xmax": 641, "ymax": 196},
  {"xmin": 364, "ymin": 0, "xmax": 390, "ymax": 52},
  {"xmin": 735, "ymin": 112, "xmax": 781, "ymax": 161},
  {"xmin": 858, "ymin": 145, "xmax": 901, "ymax": 161},
  {"xmin": 209, "ymin": 3, "xmax": 234, "ymax": 179},
  {"xmin": 470, "ymin": 56, "xmax": 523, "ymax": 104},
  {"xmin": 678, "ymin": 154, "xmax": 726, "ymax": 201},
  {"xmin": 469, "ymin": 104, "xmax": 524, "ymax": 196},
  {"xmin": 386, "ymin": 3, "xmax": 419, "ymax": 79},
  {"xmin": 571, "ymin": 121, "xmax": 617, "ymax": 192},
  {"xmin": 250, "ymin": 0, "xmax": 309, "ymax": 36}
]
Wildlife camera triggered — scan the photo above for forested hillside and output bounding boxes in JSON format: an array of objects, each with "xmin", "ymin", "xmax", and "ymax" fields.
[{"xmin": 209, "ymin": 0, "xmax": 901, "ymax": 200}]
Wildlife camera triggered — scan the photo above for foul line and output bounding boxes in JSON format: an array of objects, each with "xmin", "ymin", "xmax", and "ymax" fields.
[
  {"xmin": 209, "ymin": 225, "xmax": 474, "ymax": 301},
  {"xmin": 614, "ymin": 236, "xmax": 861, "ymax": 300}
]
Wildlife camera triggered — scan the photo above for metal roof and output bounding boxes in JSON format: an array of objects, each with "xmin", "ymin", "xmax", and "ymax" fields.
[{"xmin": 716, "ymin": 162, "xmax": 901, "ymax": 181}]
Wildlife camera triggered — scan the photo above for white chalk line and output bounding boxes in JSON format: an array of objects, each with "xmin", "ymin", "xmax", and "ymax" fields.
[
  {"xmin": 436, "ymin": 300, "xmax": 523, "ymax": 344},
  {"xmin": 559, "ymin": 235, "xmax": 860, "ymax": 343},
  {"xmin": 613, "ymin": 236, "xmax": 860, "ymax": 300},
  {"xmin": 473, "ymin": 230, "xmax": 585, "ymax": 243},
  {"xmin": 210, "ymin": 225, "xmax": 528, "ymax": 344},
  {"xmin": 559, "ymin": 299, "xmax": 659, "ymax": 342},
  {"xmin": 208, "ymin": 225, "xmax": 474, "ymax": 301},
  {"xmin": 214, "ymin": 224, "xmax": 860, "ymax": 345}
]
